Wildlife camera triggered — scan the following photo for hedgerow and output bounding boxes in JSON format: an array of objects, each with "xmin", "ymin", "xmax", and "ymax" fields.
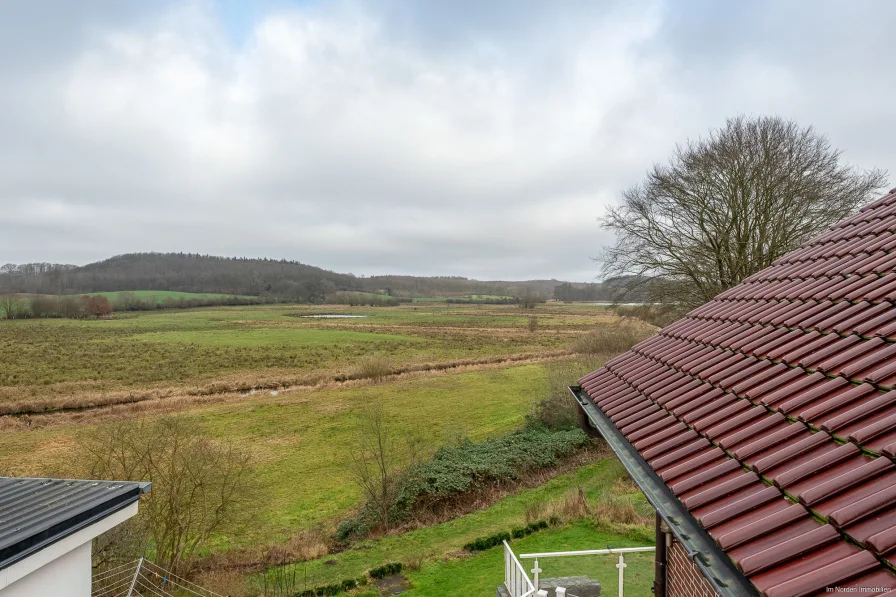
[
  {"xmin": 467, "ymin": 519, "xmax": 552, "ymax": 551},
  {"xmin": 369, "ymin": 562, "xmax": 403, "ymax": 579}
]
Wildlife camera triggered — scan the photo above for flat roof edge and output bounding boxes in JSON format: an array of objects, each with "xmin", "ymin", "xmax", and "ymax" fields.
[
  {"xmin": 569, "ymin": 385, "xmax": 759, "ymax": 597},
  {"xmin": 0, "ymin": 485, "xmax": 144, "ymax": 571}
]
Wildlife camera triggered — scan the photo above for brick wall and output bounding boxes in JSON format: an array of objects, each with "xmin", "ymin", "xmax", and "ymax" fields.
[{"xmin": 666, "ymin": 537, "xmax": 720, "ymax": 597}]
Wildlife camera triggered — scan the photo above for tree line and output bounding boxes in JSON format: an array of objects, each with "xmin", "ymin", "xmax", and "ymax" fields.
[
  {"xmin": 0, "ymin": 253, "xmax": 563, "ymax": 304},
  {"xmin": 1, "ymin": 294, "xmax": 112, "ymax": 319},
  {"xmin": 1, "ymin": 291, "xmax": 264, "ymax": 320}
]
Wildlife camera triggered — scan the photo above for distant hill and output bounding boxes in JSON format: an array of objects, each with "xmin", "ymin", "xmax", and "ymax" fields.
[{"xmin": 0, "ymin": 253, "xmax": 581, "ymax": 303}]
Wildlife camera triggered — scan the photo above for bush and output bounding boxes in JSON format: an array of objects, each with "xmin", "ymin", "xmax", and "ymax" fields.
[
  {"xmin": 527, "ymin": 315, "xmax": 538, "ymax": 332},
  {"xmin": 465, "ymin": 521, "xmax": 551, "ymax": 551},
  {"xmin": 350, "ymin": 356, "xmax": 392, "ymax": 381},
  {"xmin": 570, "ymin": 319, "xmax": 653, "ymax": 355},
  {"xmin": 340, "ymin": 579, "xmax": 357, "ymax": 591},
  {"xmin": 369, "ymin": 562, "xmax": 403, "ymax": 579},
  {"xmin": 529, "ymin": 358, "xmax": 602, "ymax": 430},
  {"xmin": 614, "ymin": 304, "xmax": 682, "ymax": 328},
  {"xmin": 463, "ymin": 531, "xmax": 510, "ymax": 552}
]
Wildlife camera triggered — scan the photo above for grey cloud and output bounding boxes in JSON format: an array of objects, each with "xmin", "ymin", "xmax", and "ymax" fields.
[{"xmin": 0, "ymin": 0, "xmax": 892, "ymax": 282}]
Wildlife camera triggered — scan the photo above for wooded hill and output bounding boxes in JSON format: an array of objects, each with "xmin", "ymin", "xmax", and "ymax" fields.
[{"xmin": 0, "ymin": 253, "xmax": 603, "ymax": 303}]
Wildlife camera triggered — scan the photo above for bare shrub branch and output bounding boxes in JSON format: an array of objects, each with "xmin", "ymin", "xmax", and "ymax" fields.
[{"xmin": 81, "ymin": 414, "xmax": 259, "ymax": 574}]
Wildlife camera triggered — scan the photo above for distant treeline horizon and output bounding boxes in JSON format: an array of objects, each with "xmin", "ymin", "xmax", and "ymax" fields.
[{"xmin": 0, "ymin": 252, "xmax": 641, "ymax": 304}]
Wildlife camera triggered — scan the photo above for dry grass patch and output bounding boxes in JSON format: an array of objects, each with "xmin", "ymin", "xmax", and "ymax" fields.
[{"xmin": 570, "ymin": 318, "xmax": 656, "ymax": 356}]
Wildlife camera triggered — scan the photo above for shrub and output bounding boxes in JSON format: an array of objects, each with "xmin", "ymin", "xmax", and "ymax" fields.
[
  {"xmin": 340, "ymin": 579, "xmax": 357, "ymax": 591},
  {"xmin": 463, "ymin": 531, "xmax": 510, "ymax": 552},
  {"xmin": 465, "ymin": 521, "xmax": 551, "ymax": 552},
  {"xmin": 529, "ymin": 358, "xmax": 602, "ymax": 430},
  {"xmin": 570, "ymin": 319, "xmax": 653, "ymax": 355},
  {"xmin": 350, "ymin": 356, "xmax": 392, "ymax": 381},
  {"xmin": 369, "ymin": 562, "xmax": 403, "ymax": 579},
  {"xmin": 527, "ymin": 315, "xmax": 538, "ymax": 332},
  {"xmin": 614, "ymin": 304, "xmax": 682, "ymax": 327}
]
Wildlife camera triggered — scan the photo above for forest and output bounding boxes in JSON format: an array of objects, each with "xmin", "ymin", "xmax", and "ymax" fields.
[{"xmin": 0, "ymin": 253, "xmax": 586, "ymax": 303}]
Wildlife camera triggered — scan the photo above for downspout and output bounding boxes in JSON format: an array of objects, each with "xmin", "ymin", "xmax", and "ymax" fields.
[
  {"xmin": 577, "ymin": 399, "xmax": 602, "ymax": 438},
  {"xmin": 654, "ymin": 513, "xmax": 667, "ymax": 597}
]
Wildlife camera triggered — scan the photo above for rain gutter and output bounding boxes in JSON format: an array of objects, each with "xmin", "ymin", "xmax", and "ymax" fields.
[{"xmin": 570, "ymin": 385, "xmax": 759, "ymax": 597}]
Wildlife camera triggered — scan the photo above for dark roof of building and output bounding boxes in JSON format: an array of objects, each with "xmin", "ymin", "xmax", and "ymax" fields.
[
  {"xmin": 0, "ymin": 477, "xmax": 150, "ymax": 570},
  {"xmin": 577, "ymin": 188, "xmax": 896, "ymax": 597}
]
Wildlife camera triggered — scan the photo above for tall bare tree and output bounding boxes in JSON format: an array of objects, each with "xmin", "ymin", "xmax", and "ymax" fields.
[
  {"xmin": 600, "ymin": 115, "xmax": 887, "ymax": 309},
  {"xmin": 346, "ymin": 402, "xmax": 423, "ymax": 532}
]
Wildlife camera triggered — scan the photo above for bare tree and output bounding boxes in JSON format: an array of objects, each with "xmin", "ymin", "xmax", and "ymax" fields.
[
  {"xmin": 600, "ymin": 115, "xmax": 887, "ymax": 309},
  {"xmin": 346, "ymin": 402, "xmax": 422, "ymax": 532},
  {"xmin": 82, "ymin": 414, "xmax": 258, "ymax": 573}
]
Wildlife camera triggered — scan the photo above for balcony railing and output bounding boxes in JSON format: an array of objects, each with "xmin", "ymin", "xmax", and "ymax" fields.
[
  {"xmin": 503, "ymin": 541, "xmax": 655, "ymax": 597},
  {"xmin": 504, "ymin": 540, "xmax": 537, "ymax": 597}
]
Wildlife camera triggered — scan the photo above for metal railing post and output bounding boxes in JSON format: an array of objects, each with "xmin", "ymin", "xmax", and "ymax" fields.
[
  {"xmin": 531, "ymin": 558, "xmax": 540, "ymax": 594},
  {"xmin": 616, "ymin": 554, "xmax": 626, "ymax": 597},
  {"xmin": 125, "ymin": 557, "xmax": 143, "ymax": 597}
]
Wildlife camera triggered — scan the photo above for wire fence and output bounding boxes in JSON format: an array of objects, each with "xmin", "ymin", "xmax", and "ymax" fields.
[{"xmin": 91, "ymin": 558, "xmax": 225, "ymax": 597}]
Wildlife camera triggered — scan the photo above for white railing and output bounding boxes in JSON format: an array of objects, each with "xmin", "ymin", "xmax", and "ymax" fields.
[
  {"xmin": 504, "ymin": 540, "xmax": 537, "ymax": 597},
  {"xmin": 507, "ymin": 544, "xmax": 656, "ymax": 597}
]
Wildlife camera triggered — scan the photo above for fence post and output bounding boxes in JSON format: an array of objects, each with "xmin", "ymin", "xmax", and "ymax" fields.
[
  {"xmin": 531, "ymin": 558, "xmax": 541, "ymax": 594},
  {"xmin": 126, "ymin": 557, "xmax": 143, "ymax": 597},
  {"xmin": 616, "ymin": 554, "xmax": 626, "ymax": 597}
]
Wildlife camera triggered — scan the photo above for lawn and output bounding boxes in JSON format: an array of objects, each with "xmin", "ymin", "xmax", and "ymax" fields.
[{"xmin": 403, "ymin": 522, "xmax": 655, "ymax": 597}]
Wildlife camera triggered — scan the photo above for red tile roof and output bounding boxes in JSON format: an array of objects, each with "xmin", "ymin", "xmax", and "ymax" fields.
[{"xmin": 579, "ymin": 189, "xmax": 896, "ymax": 596}]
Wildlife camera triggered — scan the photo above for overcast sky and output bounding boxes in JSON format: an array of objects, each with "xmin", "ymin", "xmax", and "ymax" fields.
[{"xmin": 1, "ymin": 1, "xmax": 893, "ymax": 281}]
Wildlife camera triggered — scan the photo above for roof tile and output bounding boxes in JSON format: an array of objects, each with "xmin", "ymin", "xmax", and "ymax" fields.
[{"xmin": 578, "ymin": 192, "xmax": 896, "ymax": 592}]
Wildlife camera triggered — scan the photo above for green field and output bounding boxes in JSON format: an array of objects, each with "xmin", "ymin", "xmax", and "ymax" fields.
[
  {"xmin": 0, "ymin": 301, "xmax": 653, "ymax": 596},
  {"xmin": 0, "ymin": 302, "xmax": 625, "ymax": 411}
]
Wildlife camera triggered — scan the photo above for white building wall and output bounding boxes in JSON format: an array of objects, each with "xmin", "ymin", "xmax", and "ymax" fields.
[
  {"xmin": 0, "ymin": 541, "xmax": 92, "ymax": 597},
  {"xmin": 0, "ymin": 501, "xmax": 139, "ymax": 596}
]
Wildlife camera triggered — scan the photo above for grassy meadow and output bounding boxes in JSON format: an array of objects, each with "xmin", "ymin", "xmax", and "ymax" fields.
[
  {"xmin": 0, "ymin": 300, "xmax": 656, "ymax": 595},
  {"xmin": 0, "ymin": 302, "xmax": 620, "ymax": 414}
]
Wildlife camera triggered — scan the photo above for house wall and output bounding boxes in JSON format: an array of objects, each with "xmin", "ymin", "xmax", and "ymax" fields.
[
  {"xmin": 667, "ymin": 536, "xmax": 720, "ymax": 597},
  {"xmin": 0, "ymin": 501, "xmax": 139, "ymax": 595},
  {"xmin": 0, "ymin": 541, "xmax": 92, "ymax": 597}
]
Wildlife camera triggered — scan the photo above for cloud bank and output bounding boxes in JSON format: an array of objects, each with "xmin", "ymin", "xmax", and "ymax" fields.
[{"xmin": 1, "ymin": 0, "xmax": 892, "ymax": 281}]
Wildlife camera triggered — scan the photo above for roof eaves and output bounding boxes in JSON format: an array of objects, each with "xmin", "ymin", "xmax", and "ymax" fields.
[
  {"xmin": 0, "ymin": 478, "xmax": 151, "ymax": 571},
  {"xmin": 570, "ymin": 385, "xmax": 760, "ymax": 597}
]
